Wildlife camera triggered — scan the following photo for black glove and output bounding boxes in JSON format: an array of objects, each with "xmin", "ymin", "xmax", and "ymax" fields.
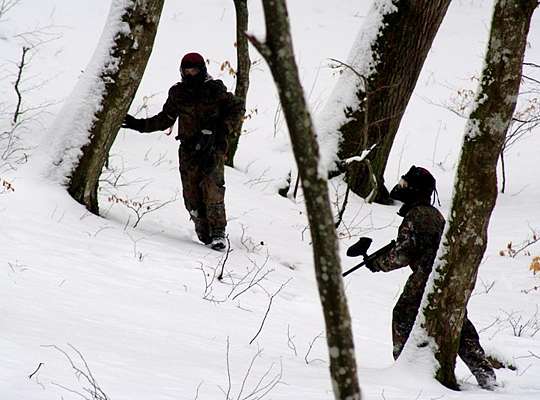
[
  {"xmin": 122, "ymin": 114, "xmax": 144, "ymax": 131},
  {"xmin": 364, "ymin": 256, "xmax": 381, "ymax": 273}
]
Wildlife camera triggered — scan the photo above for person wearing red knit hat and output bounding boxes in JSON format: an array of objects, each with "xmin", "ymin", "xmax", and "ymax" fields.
[{"xmin": 123, "ymin": 52, "xmax": 244, "ymax": 250}]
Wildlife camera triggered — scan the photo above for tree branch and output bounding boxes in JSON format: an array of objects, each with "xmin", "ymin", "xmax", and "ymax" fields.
[
  {"xmin": 12, "ymin": 46, "xmax": 29, "ymax": 124},
  {"xmin": 246, "ymin": 34, "xmax": 272, "ymax": 64}
]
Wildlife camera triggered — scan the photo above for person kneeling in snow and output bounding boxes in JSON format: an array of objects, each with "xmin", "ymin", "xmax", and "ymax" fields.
[
  {"xmin": 364, "ymin": 166, "xmax": 497, "ymax": 390},
  {"xmin": 122, "ymin": 52, "xmax": 244, "ymax": 250}
]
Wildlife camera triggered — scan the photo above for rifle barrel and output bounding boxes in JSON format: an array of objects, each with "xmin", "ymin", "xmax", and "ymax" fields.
[{"xmin": 342, "ymin": 261, "xmax": 366, "ymax": 277}]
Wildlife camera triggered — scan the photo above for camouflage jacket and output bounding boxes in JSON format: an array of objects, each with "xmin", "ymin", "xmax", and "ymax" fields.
[
  {"xmin": 137, "ymin": 77, "xmax": 244, "ymax": 154},
  {"xmin": 371, "ymin": 203, "xmax": 445, "ymax": 273}
]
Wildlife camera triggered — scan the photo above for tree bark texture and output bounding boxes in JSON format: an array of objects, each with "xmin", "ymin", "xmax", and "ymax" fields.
[
  {"xmin": 68, "ymin": 0, "xmax": 165, "ymax": 214},
  {"xmin": 419, "ymin": 0, "xmax": 537, "ymax": 389},
  {"xmin": 339, "ymin": 0, "xmax": 450, "ymax": 204},
  {"xmin": 249, "ymin": 1, "xmax": 361, "ymax": 399},
  {"xmin": 226, "ymin": 0, "xmax": 250, "ymax": 166}
]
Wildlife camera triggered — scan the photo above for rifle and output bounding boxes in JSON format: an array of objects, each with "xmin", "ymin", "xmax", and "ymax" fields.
[{"xmin": 342, "ymin": 240, "xmax": 396, "ymax": 277}]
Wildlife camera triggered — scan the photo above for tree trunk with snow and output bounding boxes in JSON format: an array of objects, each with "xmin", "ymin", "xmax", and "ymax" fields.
[
  {"xmin": 226, "ymin": 0, "xmax": 250, "ymax": 166},
  {"xmin": 415, "ymin": 0, "xmax": 537, "ymax": 389},
  {"xmin": 322, "ymin": 0, "xmax": 450, "ymax": 204},
  {"xmin": 65, "ymin": 0, "xmax": 164, "ymax": 214},
  {"xmin": 249, "ymin": 1, "xmax": 361, "ymax": 399}
]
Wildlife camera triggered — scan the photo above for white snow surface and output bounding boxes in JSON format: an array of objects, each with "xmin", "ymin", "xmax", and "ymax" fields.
[{"xmin": 1, "ymin": 1, "xmax": 540, "ymax": 399}]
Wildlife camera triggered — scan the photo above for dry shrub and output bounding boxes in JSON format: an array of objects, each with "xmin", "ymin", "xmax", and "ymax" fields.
[{"xmin": 530, "ymin": 256, "xmax": 540, "ymax": 275}]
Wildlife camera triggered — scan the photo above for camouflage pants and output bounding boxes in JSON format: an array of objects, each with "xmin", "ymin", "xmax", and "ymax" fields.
[
  {"xmin": 392, "ymin": 271, "xmax": 495, "ymax": 384},
  {"xmin": 179, "ymin": 147, "xmax": 226, "ymax": 243}
]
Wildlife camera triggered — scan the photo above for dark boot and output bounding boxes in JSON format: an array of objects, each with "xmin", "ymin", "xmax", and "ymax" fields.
[
  {"xmin": 209, "ymin": 228, "xmax": 226, "ymax": 251},
  {"xmin": 473, "ymin": 368, "xmax": 497, "ymax": 390},
  {"xmin": 459, "ymin": 317, "xmax": 497, "ymax": 390}
]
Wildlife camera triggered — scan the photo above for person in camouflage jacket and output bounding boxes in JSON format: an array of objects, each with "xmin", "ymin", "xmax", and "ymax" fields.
[
  {"xmin": 366, "ymin": 166, "xmax": 496, "ymax": 390},
  {"xmin": 122, "ymin": 53, "xmax": 245, "ymax": 250}
]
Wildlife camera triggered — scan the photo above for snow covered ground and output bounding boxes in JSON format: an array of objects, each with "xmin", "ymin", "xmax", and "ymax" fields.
[{"xmin": 1, "ymin": 0, "xmax": 540, "ymax": 399}]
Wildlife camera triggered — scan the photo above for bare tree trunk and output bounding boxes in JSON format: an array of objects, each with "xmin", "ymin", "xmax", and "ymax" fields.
[
  {"xmin": 67, "ymin": 0, "xmax": 165, "ymax": 214},
  {"xmin": 324, "ymin": 0, "xmax": 450, "ymax": 204},
  {"xmin": 414, "ymin": 0, "xmax": 537, "ymax": 389},
  {"xmin": 226, "ymin": 0, "xmax": 250, "ymax": 166},
  {"xmin": 248, "ymin": 1, "xmax": 361, "ymax": 399}
]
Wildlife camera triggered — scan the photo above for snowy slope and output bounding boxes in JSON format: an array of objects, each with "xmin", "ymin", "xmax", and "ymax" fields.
[{"xmin": 1, "ymin": 0, "xmax": 540, "ymax": 399}]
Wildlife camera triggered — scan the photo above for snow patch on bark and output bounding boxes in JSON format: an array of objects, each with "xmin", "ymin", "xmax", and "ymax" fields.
[
  {"xmin": 343, "ymin": 144, "xmax": 377, "ymax": 165},
  {"xmin": 465, "ymin": 118, "xmax": 481, "ymax": 140},
  {"xmin": 397, "ymin": 326, "xmax": 440, "ymax": 373},
  {"xmin": 35, "ymin": 0, "xmax": 135, "ymax": 184},
  {"xmin": 315, "ymin": 0, "xmax": 398, "ymax": 179}
]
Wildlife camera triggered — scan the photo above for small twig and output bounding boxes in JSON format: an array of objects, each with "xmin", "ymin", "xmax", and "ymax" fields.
[
  {"xmin": 28, "ymin": 362, "xmax": 44, "ymax": 379},
  {"xmin": 42, "ymin": 344, "xmax": 109, "ymax": 400},
  {"xmin": 13, "ymin": 46, "xmax": 30, "ymax": 124},
  {"xmin": 199, "ymin": 263, "xmax": 218, "ymax": 301},
  {"xmin": 472, "ymin": 278, "xmax": 496, "ymax": 296},
  {"xmin": 515, "ymin": 351, "xmax": 540, "ymax": 361},
  {"xmin": 517, "ymin": 363, "xmax": 533, "ymax": 376},
  {"xmin": 218, "ymin": 235, "xmax": 232, "ymax": 280},
  {"xmin": 241, "ymin": 359, "xmax": 282, "ymax": 400},
  {"xmin": 249, "ymin": 298, "xmax": 275, "ymax": 345},
  {"xmin": 511, "ymin": 235, "xmax": 540, "ymax": 257},
  {"xmin": 334, "ymin": 183, "xmax": 351, "ymax": 229},
  {"xmin": 328, "ymin": 58, "xmax": 365, "ymax": 82},
  {"xmin": 478, "ymin": 317, "xmax": 502, "ymax": 334},
  {"xmin": 125, "ymin": 232, "xmax": 145, "ymax": 260},
  {"xmin": 522, "ymin": 74, "xmax": 540, "ymax": 85},
  {"xmin": 225, "ymin": 337, "xmax": 232, "ymax": 400},
  {"xmin": 523, "ymin": 62, "xmax": 540, "ymax": 68},
  {"xmin": 50, "ymin": 382, "xmax": 90, "ymax": 400},
  {"xmin": 108, "ymin": 192, "xmax": 178, "ymax": 228},
  {"xmin": 236, "ymin": 347, "xmax": 264, "ymax": 400},
  {"xmin": 286, "ymin": 325, "xmax": 297, "ymax": 356},
  {"xmin": 249, "ymin": 279, "xmax": 291, "ymax": 345},
  {"xmin": 194, "ymin": 380, "xmax": 204, "ymax": 400},
  {"xmin": 521, "ymin": 285, "xmax": 540, "ymax": 294},
  {"xmin": 238, "ymin": 223, "xmax": 264, "ymax": 253},
  {"xmin": 0, "ymin": 0, "xmax": 21, "ymax": 19},
  {"xmin": 304, "ymin": 332, "xmax": 324, "ymax": 364},
  {"xmin": 272, "ymin": 102, "xmax": 283, "ymax": 139},
  {"xmin": 231, "ymin": 255, "xmax": 272, "ymax": 301}
]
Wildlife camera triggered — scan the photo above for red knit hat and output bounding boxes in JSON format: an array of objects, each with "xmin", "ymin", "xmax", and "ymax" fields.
[{"xmin": 180, "ymin": 52, "xmax": 206, "ymax": 71}]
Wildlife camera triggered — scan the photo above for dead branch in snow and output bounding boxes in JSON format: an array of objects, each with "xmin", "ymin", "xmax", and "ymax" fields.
[
  {"xmin": 42, "ymin": 344, "xmax": 110, "ymax": 400},
  {"xmin": 218, "ymin": 235, "xmax": 233, "ymax": 280},
  {"xmin": 249, "ymin": 279, "xmax": 290, "ymax": 345},
  {"xmin": 286, "ymin": 324, "xmax": 298, "ymax": 357},
  {"xmin": 219, "ymin": 338, "xmax": 283, "ymax": 400},
  {"xmin": 107, "ymin": 192, "xmax": 178, "ymax": 228},
  {"xmin": 304, "ymin": 331, "xmax": 325, "ymax": 365}
]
